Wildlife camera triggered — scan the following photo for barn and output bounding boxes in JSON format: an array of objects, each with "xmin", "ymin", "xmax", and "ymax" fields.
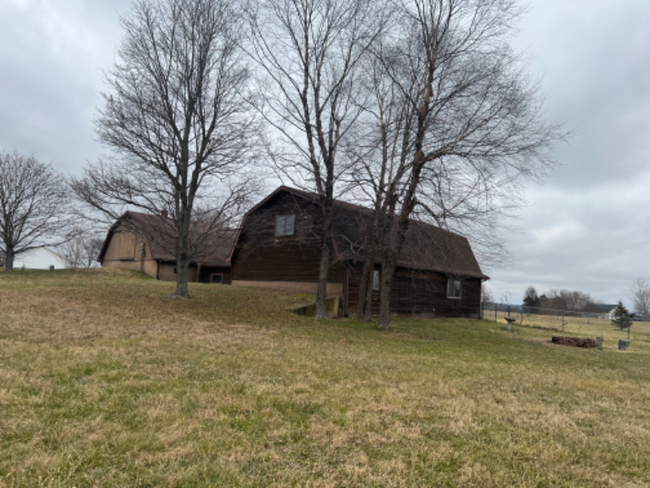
[
  {"xmin": 231, "ymin": 187, "xmax": 489, "ymax": 318},
  {"xmin": 98, "ymin": 211, "xmax": 236, "ymax": 284}
]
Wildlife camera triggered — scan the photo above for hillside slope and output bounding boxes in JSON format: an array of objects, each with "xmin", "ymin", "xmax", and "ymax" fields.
[{"xmin": 1, "ymin": 269, "xmax": 649, "ymax": 487}]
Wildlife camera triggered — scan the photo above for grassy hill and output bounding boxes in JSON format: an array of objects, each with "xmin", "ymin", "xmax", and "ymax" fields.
[{"xmin": 1, "ymin": 269, "xmax": 649, "ymax": 487}]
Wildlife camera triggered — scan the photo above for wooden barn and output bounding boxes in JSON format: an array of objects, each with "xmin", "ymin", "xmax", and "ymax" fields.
[
  {"xmin": 231, "ymin": 187, "xmax": 489, "ymax": 318},
  {"xmin": 98, "ymin": 211, "xmax": 236, "ymax": 284}
]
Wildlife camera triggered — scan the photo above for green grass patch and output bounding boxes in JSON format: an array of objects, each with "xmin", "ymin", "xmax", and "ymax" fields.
[{"xmin": 0, "ymin": 269, "xmax": 649, "ymax": 486}]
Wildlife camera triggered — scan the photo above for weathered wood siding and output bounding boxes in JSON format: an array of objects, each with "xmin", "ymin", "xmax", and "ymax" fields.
[
  {"xmin": 101, "ymin": 225, "xmax": 157, "ymax": 277},
  {"xmin": 232, "ymin": 191, "xmax": 345, "ymax": 286},
  {"xmin": 346, "ymin": 264, "xmax": 481, "ymax": 318},
  {"xmin": 232, "ymin": 189, "xmax": 482, "ymax": 318}
]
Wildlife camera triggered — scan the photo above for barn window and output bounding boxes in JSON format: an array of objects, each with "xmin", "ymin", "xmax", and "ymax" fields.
[
  {"xmin": 275, "ymin": 215, "xmax": 295, "ymax": 236},
  {"xmin": 373, "ymin": 269, "xmax": 380, "ymax": 290},
  {"xmin": 173, "ymin": 267, "xmax": 177, "ymax": 275},
  {"xmin": 447, "ymin": 279, "xmax": 461, "ymax": 299},
  {"xmin": 210, "ymin": 274, "xmax": 223, "ymax": 284}
]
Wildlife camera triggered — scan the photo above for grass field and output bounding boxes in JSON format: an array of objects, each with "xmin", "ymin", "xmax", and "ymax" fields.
[
  {"xmin": 487, "ymin": 310, "xmax": 650, "ymax": 349},
  {"xmin": 1, "ymin": 269, "xmax": 649, "ymax": 487}
]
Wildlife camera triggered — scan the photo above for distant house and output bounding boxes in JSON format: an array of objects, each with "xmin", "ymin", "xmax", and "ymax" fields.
[
  {"xmin": 231, "ymin": 186, "xmax": 489, "ymax": 318},
  {"xmin": 13, "ymin": 247, "xmax": 66, "ymax": 270},
  {"xmin": 593, "ymin": 303, "xmax": 618, "ymax": 320},
  {"xmin": 98, "ymin": 211, "xmax": 236, "ymax": 284}
]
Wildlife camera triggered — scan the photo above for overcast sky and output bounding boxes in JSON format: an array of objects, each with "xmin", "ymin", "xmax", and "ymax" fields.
[{"xmin": 1, "ymin": 0, "xmax": 649, "ymax": 307}]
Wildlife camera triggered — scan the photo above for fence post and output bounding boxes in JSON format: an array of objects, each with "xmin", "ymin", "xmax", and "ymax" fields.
[
  {"xmin": 494, "ymin": 303, "xmax": 497, "ymax": 323},
  {"xmin": 628, "ymin": 318, "xmax": 631, "ymax": 340}
]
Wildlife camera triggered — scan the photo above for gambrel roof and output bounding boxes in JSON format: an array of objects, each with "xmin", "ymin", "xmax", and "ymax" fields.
[
  {"xmin": 240, "ymin": 186, "xmax": 489, "ymax": 280},
  {"xmin": 98, "ymin": 211, "xmax": 237, "ymax": 268}
]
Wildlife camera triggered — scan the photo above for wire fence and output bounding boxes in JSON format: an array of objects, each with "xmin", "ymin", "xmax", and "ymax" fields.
[{"xmin": 480, "ymin": 302, "xmax": 650, "ymax": 343}]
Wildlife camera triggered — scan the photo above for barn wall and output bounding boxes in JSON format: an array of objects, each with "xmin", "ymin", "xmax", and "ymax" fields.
[
  {"xmin": 232, "ymin": 280, "xmax": 343, "ymax": 296},
  {"xmin": 158, "ymin": 263, "xmax": 199, "ymax": 282},
  {"xmin": 232, "ymin": 191, "xmax": 345, "ymax": 294},
  {"xmin": 346, "ymin": 264, "xmax": 482, "ymax": 318},
  {"xmin": 103, "ymin": 228, "xmax": 138, "ymax": 261},
  {"xmin": 199, "ymin": 267, "xmax": 232, "ymax": 284},
  {"xmin": 101, "ymin": 226, "xmax": 160, "ymax": 277},
  {"xmin": 102, "ymin": 260, "xmax": 143, "ymax": 272},
  {"xmin": 143, "ymin": 260, "xmax": 158, "ymax": 278}
]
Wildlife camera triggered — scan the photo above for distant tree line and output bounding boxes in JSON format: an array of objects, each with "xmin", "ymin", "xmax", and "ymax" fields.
[
  {"xmin": 522, "ymin": 286, "xmax": 603, "ymax": 314},
  {"xmin": 523, "ymin": 282, "xmax": 650, "ymax": 319}
]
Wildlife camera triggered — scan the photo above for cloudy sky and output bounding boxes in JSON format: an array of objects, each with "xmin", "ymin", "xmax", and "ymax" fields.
[{"xmin": 1, "ymin": 0, "xmax": 649, "ymax": 307}]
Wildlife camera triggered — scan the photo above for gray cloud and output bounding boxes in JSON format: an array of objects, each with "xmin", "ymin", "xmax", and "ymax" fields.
[{"xmin": 483, "ymin": 0, "xmax": 650, "ymax": 307}]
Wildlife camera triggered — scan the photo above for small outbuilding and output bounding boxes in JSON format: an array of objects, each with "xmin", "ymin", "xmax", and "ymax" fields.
[{"xmin": 98, "ymin": 211, "xmax": 236, "ymax": 284}]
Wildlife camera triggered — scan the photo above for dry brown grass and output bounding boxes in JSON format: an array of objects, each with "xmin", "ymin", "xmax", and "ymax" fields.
[
  {"xmin": 1, "ymin": 269, "xmax": 649, "ymax": 487},
  {"xmin": 490, "ymin": 309, "xmax": 650, "ymax": 351}
]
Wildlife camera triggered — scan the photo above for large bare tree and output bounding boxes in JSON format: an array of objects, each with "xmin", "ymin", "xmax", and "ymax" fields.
[
  {"xmin": 0, "ymin": 152, "xmax": 72, "ymax": 271},
  {"xmin": 72, "ymin": 0, "xmax": 256, "ymax": 298},
  {"xmin": 246, "ymin": 0, "xmax": 386, "ymax": 318},
  {"xmin": 346, "ymin": 0, "xmax": 564, "ymax": 328},
  {"xmin": 631, "ymin": 278, "xmax": 650, "ymax": 318}
]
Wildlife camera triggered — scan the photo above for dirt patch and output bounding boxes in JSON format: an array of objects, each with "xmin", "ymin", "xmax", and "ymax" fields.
[{"xmin": 551, "ymin": 336, "xmax": 597, "ymax": 348}]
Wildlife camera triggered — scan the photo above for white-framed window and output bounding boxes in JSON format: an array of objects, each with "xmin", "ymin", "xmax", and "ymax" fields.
[
  {"xmin": 210, "ymin": 274, "xmax": 223, "ymax": 284},
  {"xmin": 275, "ymin": 215, "xmax": 295, "ymax": 236},
  {"xmin": 447, "ymin": 278, "xmax": 461, "ymax": 299},
  {"xmin": 373, "ymin": 269, "xmax": 380, "ymax": 290}
]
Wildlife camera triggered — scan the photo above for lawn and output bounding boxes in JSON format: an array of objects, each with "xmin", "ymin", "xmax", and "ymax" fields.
[{"xmin": 1, "ymin": 269, "xmax": 649, "ymax": 487}]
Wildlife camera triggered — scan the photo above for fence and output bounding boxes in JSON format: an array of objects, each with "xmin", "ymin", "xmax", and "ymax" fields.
[{"xmin": 480, "ymin": 302, "xmax": 650, "ymax": 343}]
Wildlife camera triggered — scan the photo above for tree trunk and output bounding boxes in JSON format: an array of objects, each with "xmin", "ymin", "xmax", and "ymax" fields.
[
  {"xmin": 377, "ymin": 216, "xmax": 412, "ymax": 329},
  {"xmin": 315, "ymin": 237, "xmax": 331, "ymax": 319},
  {"xmin": 356, "ymin": 256, "xmax": 374, "ymax": 320},
  {"xmin": 377, "ymin": 258, "xmax": 397, "ymax": 328},
  {"xmin": 174, "ymin": 211, "xmax": 191, "ymax": 298},
  {"xmin": 363, "ymin": 268, "xmax": 375, "ymax": 322},
  {"xmin": 175, "ymin": 252, "xmax": 190, "ymax": 298},
  {"xmin": 315, "ymin": 198, "xmax": 334, "ymax": 319},
  {"xmin": 4, "ymin": 247, "xmax": 14, "ymax": 271}
]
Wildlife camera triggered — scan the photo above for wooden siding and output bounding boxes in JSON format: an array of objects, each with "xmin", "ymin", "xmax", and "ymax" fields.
[
  {"xmin": 346, "ymin": 264, "xmax": 481, "ymax": 318},
  {"xmin": 233, "ymin": 189, "xmax": 482, "ymax": 318},
  {"xmin": 102, "ymin": 224, "xmax": 232, "ymax": 284},
  {"xmin": 102, "ymin": 225, "xmax": 157, "ymax": 277},
  {"xmin": 232, "ymin": 191, "xmax": 345, "ymax": 285}
]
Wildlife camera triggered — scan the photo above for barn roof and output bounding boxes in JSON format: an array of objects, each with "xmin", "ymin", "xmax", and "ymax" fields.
[
  {"xmin": 244, "ymin": 186, "xmax": 489, "ymax": 280},
  {"xmin": 98, "ymin": 211, "xmax": 237, "ymax": 268}
]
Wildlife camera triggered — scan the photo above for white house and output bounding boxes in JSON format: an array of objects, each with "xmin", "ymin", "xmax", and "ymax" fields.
[{"xmin": 13, "ymin": 247, "xmax": 66, "ymax": 270}]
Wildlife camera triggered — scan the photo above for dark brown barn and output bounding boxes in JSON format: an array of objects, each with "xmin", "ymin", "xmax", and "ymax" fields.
[
  {"xmin": 98, "ymin": 211, "xmax": 236, "ymax": 284},
  {"xmin": 231, "ymin": 187, "xmax": 489, "ymax": 318}
]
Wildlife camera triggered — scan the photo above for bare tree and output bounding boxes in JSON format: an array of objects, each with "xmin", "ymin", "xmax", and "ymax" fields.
[
  {"xmin": 0, "ymin": 152, "xmax": 73, "ymax": 271},
  {"xmin": 523, "ymin": 286, "xmax": 540, "ymax": 308},
  {"xmin": 246, "ymin": 0, "xmax": 386, "ymax": 318},
  {"xmin": 539, "ymin": 289, "xmax": 598, "ymax": 313},
  {"xmin": 59, "ymin": 227, "xmax": 104, "ymax": 268},
  {"xmin": 631, "ymin": 278, "xmax": 650, "ymax": 317},
  {"xmin": 71, "ymin": 0, "xmax": 257, "ymax": 298},
  {"xmin": 481, "ymin": 284, "xmax": 494, "ymax": 305},
  {"xmin": 351, "ymin": 0, "xmax": 564, "ymax": 328}
]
